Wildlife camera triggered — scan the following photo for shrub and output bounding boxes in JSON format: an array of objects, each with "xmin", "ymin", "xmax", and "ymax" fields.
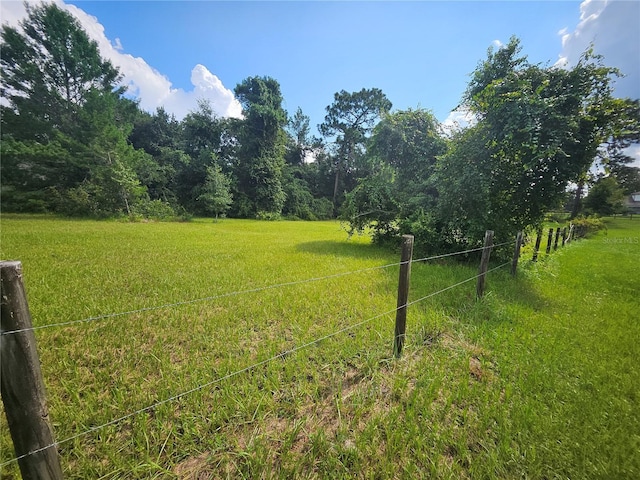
[
  {"xmin": 256, "ymin": 211, "xmax": 282, "ymax": 221},
  {"xmin": 571, "ymin": 215, "xmax": 606, "ymax": 238},
  {"xmin": 311, "ymin": 198, "xmax": 334, "ymax": 220},
  {"xmin": 132, "ymin": 199, "xmax": 176, "ymax": 221}
]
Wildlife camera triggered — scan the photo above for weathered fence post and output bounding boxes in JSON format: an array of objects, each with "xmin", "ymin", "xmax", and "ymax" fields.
[
  {"xmin": 568, "ymin": 224, "xmax": 575, "ymax": 242},
  {"xmin": 562, "ymin": 227, "xmax": 568, "ymax": 247},
  {"xmin": 393, "ymin": 235, "xmax": 414, "ymax": 358},
  {"xmin": 546, "ymin": 228, "xmax": 554, "ymax": 254},
  {"xmin": 553, "ymin": 227, "xmax": 561, "ymax": 251},
  {"xmin": 476, "ymin": 230, "xmax": 494, "ymax": 299},
  {"xmin": 1, "ymin": 261, "xmax": 64, "ymax": 480},
  {"xmin": 510, "ymin": 231, "xmax": 523, "ymax": 276},
  {"xmin": 532, "ymin": 229, "xmax": 542, "ymax": 261}
]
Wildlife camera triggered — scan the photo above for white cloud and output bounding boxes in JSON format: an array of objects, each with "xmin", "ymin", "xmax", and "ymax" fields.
[
  {"xmin": 492, "ymin": 39, "xmax": 504, "ymax": 48},
  {"xmin": 442, "ymin": 106, "xmax": 477, "ymax": 136},
  {"xmin": 556, "ymin": 0, "xmax": 639, "ymax": 101},
  {"xmin": 626, "ymin": 145, "xmax": 640, "ymax": 168},
  {"xmin": 0, "ymin": 0, "xmax": 242, "ymax": 120},
  {"xmin": 0, "ymin": 0, "xmax": 31, "ymax": 25}
]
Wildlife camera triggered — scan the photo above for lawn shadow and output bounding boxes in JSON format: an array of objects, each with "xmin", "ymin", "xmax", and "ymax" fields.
[
  {"xmin": 407, "ymin": 259, "xmax": 554, "ymax": 331},
  {"xmin": 296, "ymin": 240, "xmax": 395, "ymax": 262}
]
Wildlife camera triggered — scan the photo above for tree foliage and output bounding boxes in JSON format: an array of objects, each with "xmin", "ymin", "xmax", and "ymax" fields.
[
  {"xmin": 234, "ymin": 76, "xmax": 288, "ymax": 216},
  {"xmin": 0, "ymin": 2, "xmax": 153, "ymax": 217},
  {"xmin": 319, "ymin": 88, "xmax": 392, "ymax": 205},
  {"xmin": 197, "ymin": 163, "xmax": 233, "ymax": 221},
  {"xmin": 436, "ymin": 37, "xmax": 629, "ymax": 245},
  {"xmin": 342, "ymin": 109, "xmax": 446, "ymax": 244},
  {"xmin": 2, "ymin": 13, "xmax": 638, "ymax": 238},
  {"xmin": 1, "ymin": 2, "xmax": 120, "ymax": 141},
  {"xmin": 584, "ymin": 177, "xmax": 626, "ymax": 216}
]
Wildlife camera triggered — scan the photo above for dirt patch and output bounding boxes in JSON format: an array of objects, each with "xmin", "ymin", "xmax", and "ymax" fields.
[
  {"xmin": 174, "ymin": 452, "xmax": 215, "ymax": 480},
  {"xmin": 469, "ymin": 356, "xmax": 484, "ymax": 380}
]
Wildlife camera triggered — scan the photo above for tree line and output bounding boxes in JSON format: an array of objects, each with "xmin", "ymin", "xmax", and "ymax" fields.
[{"xmin": 2, "ymin": 3, "xmax": 639, "ymax": 252}]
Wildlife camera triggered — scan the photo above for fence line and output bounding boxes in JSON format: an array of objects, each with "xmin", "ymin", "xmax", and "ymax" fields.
[
  {"xmin": 412, "ymin": 240, "xmax": 515, "ymax": 263},
  {"xmin": 0, "ymin": 258, "xmax": 511, "ymax": 468},
  {"xmin": 1, "ymin": 261, "xmax": 407, "ymax": 336},
  {"xmin": 1, "ymin": 242, "xmax": 510, "ymax": 337},
  {"xmin": 408, "ymin": 262, "xmax": 510, "ymax": 308}
]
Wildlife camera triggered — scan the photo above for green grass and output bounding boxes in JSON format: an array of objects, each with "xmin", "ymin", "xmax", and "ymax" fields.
[{"xmin": 1, "ymin": 214, "xmax": 638, "ymax": 479}]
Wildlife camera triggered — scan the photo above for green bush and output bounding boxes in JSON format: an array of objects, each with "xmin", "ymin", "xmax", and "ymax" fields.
[
  {"xmin": 571, "ymin": 215, "xmax": 606, "ymax": 238},
  {"xmin": 255, "ymin": 211, "xmax": 282, "ymax": 221},
  {"xmin": 311, "ymin": 198, "xmax": 334, "ymax": 220},
  {"xmin": 132, "ymin": 199, "xmax": 176, "ymax": 220}
]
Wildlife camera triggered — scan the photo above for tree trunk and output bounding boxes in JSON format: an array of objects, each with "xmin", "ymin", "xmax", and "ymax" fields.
[
  {"xmin": 332, "ymin": 165, "xmax": 341, "ymax": 205},
  {"xmin": 571, "ymin": 179, "xmax": 585, "ymax": 219}
]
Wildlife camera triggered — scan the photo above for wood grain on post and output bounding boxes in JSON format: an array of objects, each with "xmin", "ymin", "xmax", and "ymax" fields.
[
  {"xmin": 532, "ymin": 229, "xmax": 542, "ymax": 261},
  {"xmin": 393, "ymin": 235, "xmax": 414, "ymax": 358},
  {"xmin": 510, "ymin": 231, "xmax": 523, "ymax": 276},
  {"xmin": 562, "ymin": 227, "xmax": 568, "ymax": 246},
  {"xmin": 554, "ymin": 227, "xmax": 561, "ymax": 251},
  {"xmin": 546, "ymin": 228, "xmax": 553, "ymax": 254},
  {"xmin": 476, "ymin": 230, "xmax": 494, "ymax": 299},
  {"xmin": 1, "ymin": 261, "xmax": 64, "ymax": 480}
]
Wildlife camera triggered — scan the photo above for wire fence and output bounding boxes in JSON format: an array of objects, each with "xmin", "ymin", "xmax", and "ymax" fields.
[
  {"xmin": 0, "ymin": 256, "xmax": 510, "ymax": 467},
  {"xmin": 1, "ymin": 235, "xmax": 519, "ymax": 469},
  {"xmin": 0, "ymin": 241, "xmax": 513, "ymax": 337}
]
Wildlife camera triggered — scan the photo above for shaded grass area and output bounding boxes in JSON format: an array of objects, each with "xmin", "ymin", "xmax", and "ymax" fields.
[{"xmin": 1, "ymin": 215, "xmax": 638, "ymax": 478}]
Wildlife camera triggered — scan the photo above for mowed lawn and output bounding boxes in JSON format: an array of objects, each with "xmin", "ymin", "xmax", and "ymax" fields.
[{"xmin": 1, "ymin": 215, "xmax": 638, "ymax": 479}]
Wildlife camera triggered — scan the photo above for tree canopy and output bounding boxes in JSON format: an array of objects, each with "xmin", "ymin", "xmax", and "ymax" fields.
[{"xmin": 2, "ymin": 6, "xmax": 638, "ymax": 251}]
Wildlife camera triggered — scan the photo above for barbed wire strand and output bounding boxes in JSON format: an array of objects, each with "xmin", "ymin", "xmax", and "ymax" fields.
[
  {"xmin": 0, "ymin": 309, "xmax": 400, "ymax": 467},
  {"xmin": 1, "ymin": 240, "xmax": 513, "ymax": 336},
  {"xmin": 0, "ymin": 261, "xmax": 510, "ymax": 467},
  {"xmin": 412, "ymin": 240, "xmax": 515, "ymax": 264},
  {"xmin": 1, "ymin": 261, "xmax": 405, "ymax": 336},
  {"xmin": 407, "ymin": 262, "xmax": 510, "ymax": 307}
]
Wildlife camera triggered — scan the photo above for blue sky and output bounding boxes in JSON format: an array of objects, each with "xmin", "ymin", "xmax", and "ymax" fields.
[{"xmin": 2, "ymin": 1, "xmax": 639, "ymax": 154}]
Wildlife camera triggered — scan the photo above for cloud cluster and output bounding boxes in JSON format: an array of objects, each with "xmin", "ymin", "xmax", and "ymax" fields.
[
  {"xmin": 1, "ymin": 0, "xmax": 242, "ymax": 120},
  {"xmin": 556, "ymin": 0, "xmax": 639, "ymax": 101},
  {"xmin": 441, "ymin": 107, "xmax": 477, "ymax": 136}
]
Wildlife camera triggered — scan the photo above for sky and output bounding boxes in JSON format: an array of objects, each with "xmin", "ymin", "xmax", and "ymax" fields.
[{"xmin": 1, "ymin": 0, "xmax": 639, "ymax": 161}]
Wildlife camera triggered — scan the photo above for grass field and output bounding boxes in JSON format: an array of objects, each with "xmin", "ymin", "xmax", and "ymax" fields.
[{"xmin": 1, "ymin": 215, "xmax": 638, "ymax": 479}]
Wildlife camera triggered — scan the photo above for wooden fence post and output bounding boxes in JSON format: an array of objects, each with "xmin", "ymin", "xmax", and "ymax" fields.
[
  {"xmin": 476, "ymin": 230, "xmax": 494, "ymax": 299},
  {"xmin": 1, "ymin": 261, "xmax": 64, "ymax": 480},
  {"xmin": 568, "ymin": 224, "xmax": 574, "ymax": 243},
  {"xmin": 546, "ymin": 228, "xmax": 554, "ymax": 254},
  {"xmin": 553, "ymin": 227, "xmax": 561, "ymax": 251},
  {"xmin": 510, "ymin": 231, "xmax": 523, "ymax": 276},
  {"xmin": 562, "ymin": 227, "xmax": 568, "ymax": 247},
  {"xmin": 532, "ymin": 229, "xmax": 542, "ymax": 261},
  {"xmin": 393, "ymin": 235, "xmax": 414, "ymax": 358}
]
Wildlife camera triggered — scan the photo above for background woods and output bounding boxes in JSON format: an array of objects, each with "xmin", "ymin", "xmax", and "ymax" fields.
[{"xmin": 2, "ymin": 4, "xmax": 639, "ymax": 251}]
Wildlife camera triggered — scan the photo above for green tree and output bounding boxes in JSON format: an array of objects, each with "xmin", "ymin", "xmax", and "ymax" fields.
[
  {"xmin": 234, "ymin": 76, "xmax": 288, "ymax": 216},
  {"xmin": 286, "ymin": 107, "xmax": 312, "ymax": 165},
  {"xmin": 342, "ymin": 109, "xmax": 446, "ymax": 244},
  {"xmin": 1, "ymin": 2, "xmax": 120, "ymax": 141},
  {"xmin": 57, "ymin": 91, "xmax": 150, "ymax": 217},
  {"xmin": 197, "ymin": 163, "xmax": 233, "ymax": 221},
  {"xmin": 584, "ymin": 177, "xmax": 626, "ymax": 215},
  {"xmin": 437, "ymin": 37, "xmax": 625, "ymax": 245},
  {"xmin": 174, "ymin": 100, "xmax": 226, "ymax": 213},
  {"xmin": 369, "ymin": 109, "xmax": 446, "ymax": 214},
  {"xmin": 319, "ymin": 88, "xmax": 392, "ymax": 205},
  {"xmin": 601, "ymin": 99, "xmax": 640, "ymax": 195},
  {"xmin": 0, "ymin": 1, "xmax": 157, "ymax": 217},
  {"xmin": 129, "ymin": 107, "xmax": 186, "ymax": 205}
]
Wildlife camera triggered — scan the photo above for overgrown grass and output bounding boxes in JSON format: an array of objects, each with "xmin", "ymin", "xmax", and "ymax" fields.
[{"xmin": 1, "ymin": 215, "xmax": 638, "ymax": 478}]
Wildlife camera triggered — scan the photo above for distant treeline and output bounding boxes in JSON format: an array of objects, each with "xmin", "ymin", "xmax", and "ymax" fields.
[{"xmin": 2, "ymin": 3, "xmax": 639, "ymax": 251}]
